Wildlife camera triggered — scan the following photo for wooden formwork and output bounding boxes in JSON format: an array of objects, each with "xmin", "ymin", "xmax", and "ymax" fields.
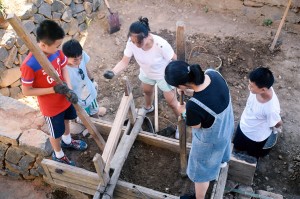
[{"xmin": 41, "ymin": 76, "xmax": 181, "ymax": 199}]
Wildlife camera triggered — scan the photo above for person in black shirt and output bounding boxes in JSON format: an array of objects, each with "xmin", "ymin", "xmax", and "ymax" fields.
[{"xmin": 165, "ymin": 61, "xmax": 234, "ymax": 199}]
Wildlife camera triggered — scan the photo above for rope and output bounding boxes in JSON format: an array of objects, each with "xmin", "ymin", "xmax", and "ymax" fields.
[{"xmin": 187, "ymin": 45, "xmax": 222, "ymax": 71}]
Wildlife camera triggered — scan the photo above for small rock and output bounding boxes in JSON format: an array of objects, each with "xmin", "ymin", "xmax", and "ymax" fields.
[
  {"xmin": 265, "ymin": 176, "xmax": 269, "ymax": 181},
  {"xmin": 278, "ymin": 155, "xmax": 283, "ymax": 160}
]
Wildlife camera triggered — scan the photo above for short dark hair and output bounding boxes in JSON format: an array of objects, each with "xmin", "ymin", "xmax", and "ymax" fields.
[
  {"xmin": 36, "ymin": 20, "xmax": 65, "ymax": 45},
  {"xmin": 249, "ymin": 67, "xmax": 274, "ymax": 89},
  {"xmin": 165, "ymin": 61, "xmax": 205, "ymax": 87},
  {"xmin": 62, "ymin": 39, "xmax": 83, "ymax": 58},
  {"xmin": 127, "ymin": 17, "xmax": 150, "ymax": 44}
]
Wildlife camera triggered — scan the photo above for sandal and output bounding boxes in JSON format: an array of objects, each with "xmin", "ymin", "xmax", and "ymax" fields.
[{"xmin": 143, "ymin": 105, "xmax": 154, "ymax": 113}]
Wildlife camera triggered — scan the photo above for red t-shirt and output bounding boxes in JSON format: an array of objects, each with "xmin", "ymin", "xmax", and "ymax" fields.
[{"xmin": 20, "ymin": 50, "xmax": 71, "ymax": 117}]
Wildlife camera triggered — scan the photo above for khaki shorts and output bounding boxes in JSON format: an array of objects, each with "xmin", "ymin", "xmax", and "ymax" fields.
[{"xmin": 138, "ymin": 73, "xmax": 174, "ymax": 92}]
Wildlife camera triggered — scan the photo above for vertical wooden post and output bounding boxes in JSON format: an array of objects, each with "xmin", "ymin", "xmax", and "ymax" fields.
[
  {"xmin": 93, "ymin": 153, "xmax": 110, "ymax": 186},
  {"xmin": 123, "ymin": 76, "xmax": 137, "ymax": 125},
  {"xmin": 269, "ymin": 0, "xmax": 292, "ymax": 51},
  {"xmin": 154, "ymin": 84, "xmax": 159, "ymax": 132},
  {"xmin": 176, "ymin": 21, "xmax": 187, "ymax": 177}
]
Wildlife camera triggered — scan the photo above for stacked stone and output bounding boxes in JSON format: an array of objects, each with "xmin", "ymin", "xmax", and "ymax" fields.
[
  {"xmin": 0, "ymin": 129, "xmax": 52, "ymax": 179},
  {"xmin": 0, "ymin": 95, "xmax": 52, "ymax": 180},
  {"xmin": 0, "ymin": 0, "xmax": 102, "ymax": 98}
]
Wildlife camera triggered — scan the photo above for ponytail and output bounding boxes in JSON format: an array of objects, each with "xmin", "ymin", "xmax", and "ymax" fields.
[
  {"xmin": 189, "ymin": 64, "xmax": 205, "ymax": 85},
  {"xmin": 165, "ymin": 61, "xmax": 205, "ymax": 87}
]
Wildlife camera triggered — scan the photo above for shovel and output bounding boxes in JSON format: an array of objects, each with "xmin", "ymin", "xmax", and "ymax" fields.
[{"xmin": 104, "ymin": 0, "xmax": 121, "ymax": 34}]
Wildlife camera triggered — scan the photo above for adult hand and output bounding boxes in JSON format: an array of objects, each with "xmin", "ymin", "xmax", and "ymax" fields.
[
  {"xmin": 177, "ymin": 88, "xmax": 194, "ymax": 97},
  {"xmin": 66, "ymin": 90, "xmax": 78, "ymax": 104},
  {"xmin": 103, "ymin": 70, "xmax": 115, "ymax": 79},
  {"xmin": 54, "ymin": 82, "xmax": 70, "ymax": 94}
]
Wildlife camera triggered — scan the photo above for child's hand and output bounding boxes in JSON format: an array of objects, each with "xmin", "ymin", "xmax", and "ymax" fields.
[
  {"xmin": 66, "ymin": 90, "xmax": 78, "ymax": 104},
  {"xmin": 54, "ymin": 82, "xmax": 70, "ymax": 94},
  {"xmin": 104, "ymin": 70, "xmax": 115, "ymax": 79}
]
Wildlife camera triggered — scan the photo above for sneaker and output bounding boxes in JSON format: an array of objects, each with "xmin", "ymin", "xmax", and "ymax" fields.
[
  {"xmin": 175, "ymin": 127, "xmax": 179, "ymax": 139},
  {"xmin": 143, "ymin": 105, "xmax": 154, "ymax": 113},
  {"xmin": 180, "ymin": 193, "xmax": 196, "ymax": 199},
  {"xmin": 52, "ymin": 152, "xmax": 75, "ymax": 166},
  {"xmin": 61, "ymin": 139, "xmax": 88, "ymax": 151}
]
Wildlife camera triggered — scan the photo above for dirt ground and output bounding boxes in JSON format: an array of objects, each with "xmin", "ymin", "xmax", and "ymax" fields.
[{"xmin": 1, "ymin": 0, "xmax": 300, "ymax": 198}]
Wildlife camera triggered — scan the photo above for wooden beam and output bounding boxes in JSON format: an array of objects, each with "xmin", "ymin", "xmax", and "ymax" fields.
[
  {"xmin": 210, "ymin": 165, "xmax": 229, "ymax": 199},
  {"xmin": 176, "ymin": 21, "xmax": 187, "ymax": 177},
  {"xmin": 176, "ymin": 21, "xmax": 186, "ymax": 61},
  {"xmin": 6, "ymin": 14, "xmax": 106, "ymax": 151},
  {"xmin": 93, "ymin": 153, "xmax": 110, "ymax": 186},
  {"xmin": 42, "ymin": 159, "xmax": 100, "ymax": 186},
  {"xmin": 102, "ymin": 109, "xmax": 146, "ymax": 199},
  {"xmin": 101, "ymin": 93, "xmax": 133, "ymax": 172},
  {"xmin": 115, "ymin": 180, "xmax": 179, "ymax": 199},
  {"xmin": 228, "ymin": 153, "xmax": 257, "ymax": 185},
  {"xmin": 45, "ymin": 177, "xmax": 97, "ymax": 195},
  {"xmin": 92, "ymin": 118, "xmax": 192, "ymax": 153},
  {"xmin": 269, "ymin": 0, "xmax": 292, "ymax": 51}
]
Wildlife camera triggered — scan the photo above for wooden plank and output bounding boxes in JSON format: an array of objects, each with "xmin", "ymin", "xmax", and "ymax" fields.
[
  {"xmin": 51, "ymin": 172, "xmax": 98, "ymax": 190},
  {"xmin": 115, "ymin": 180, "xmax": 179, "ymax": 199},
  {"xmin": 6, "ymin": 14, "xmax": 106, "ymax": 151},
  {"xmin": 178, "ymin": 91, "xmax": 187, "ymax": 177},
  {"xmin": 176, "ymin": 21, "xmax": 186, "ymax": 61},
  {"xmin": 41, "ymin": 161, "xmax": 54, "ymax": 183},
  {"xmin": 42, "ymin": 159, "xmax": 100, "ymax": 186},
  {"xmin": 269, "ymin": 0, "xmax": 292, "ymax": 51},
  {"xmin": 52, "ymin": 178, "xmax": 96, "ymax": 195},
  {"xmin": 228, "ymin": 153, "xmax": 257, "ymax": 185},
  {"xmin": 93, "ymin": 153, "xmax": 109, "ymax": 186},
  {"xmin": 102, "ymin": 109, "xmax": 146, "ymax": 199},
  {"xmin": 210, "ymin": 165, "xmax": 229, "ymax": 199},
  {"xmin": 92, "ymin": 118, "xmax": 192, "ymax": 153},
  {"xmin": 101, "ymin": 92, "xmax": 133, "ymax": 172}
]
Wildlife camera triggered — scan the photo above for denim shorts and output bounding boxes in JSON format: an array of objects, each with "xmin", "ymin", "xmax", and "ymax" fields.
[
  {"xmin": 187, "ymin": 129, "xmax": 231, "ymax": 182},
  {"xmin": 44, "ymin": 105, "xmax": 77, "ymax": 139},
  {"xmin": 138, "ymin": 73, "xmax": 174, "ymax": 92}
]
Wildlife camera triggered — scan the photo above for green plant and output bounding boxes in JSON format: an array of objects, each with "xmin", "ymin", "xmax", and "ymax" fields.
[
  {"xmin": 204, "ymin": 6, "xmax": 209, "ymax": 13},
  {"xmin": 85, "ymin": 17, "xmax": 92, "ymax": 27},
  {"xmin": 263, "ymin": 19, "xmax": 273, "ymax": 26},
  {"xmin": 0, "ymin": 0, "xmax": 5, "ymax": 15}
]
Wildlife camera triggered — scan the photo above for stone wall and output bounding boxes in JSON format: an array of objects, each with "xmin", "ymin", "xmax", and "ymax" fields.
[
  {"xmin": 0, "ymin": 0, "xmax": 102, "ymax": 98},
  {"xmin": 0, "ymin": 94, "xmax": 52, "ymax": 179}
]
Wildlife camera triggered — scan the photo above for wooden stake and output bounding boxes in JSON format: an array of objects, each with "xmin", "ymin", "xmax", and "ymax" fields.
[
  {"xmin": 269, "ymin": 0, "xmax": 292, "ymax": 51},
  {"xmin": 176, "ymin": 21, "xmax": 187, "ymax": 177},
  {"xmin": 6, "ymin": 14, "xmax": 106, "ymax": 151},
  {"xmin": 154, "ymin": 83, "xmax": 159, "ymax": 132}
]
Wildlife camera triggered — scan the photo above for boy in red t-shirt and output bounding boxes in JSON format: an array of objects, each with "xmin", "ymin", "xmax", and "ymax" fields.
[{"xmin": 20, "ymin": 20, "xmax": 87, "ymax": 166}]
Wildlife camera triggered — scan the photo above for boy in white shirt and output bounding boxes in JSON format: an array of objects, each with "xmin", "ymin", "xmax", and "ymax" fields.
[{"xmin": 233, "ymin": 67, "xmax": 282, "ymax": 158}]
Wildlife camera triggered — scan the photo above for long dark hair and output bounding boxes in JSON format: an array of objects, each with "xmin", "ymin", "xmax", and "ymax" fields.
[
  {"xmin": 165, "ymin": 61, "xmax": 205, "ymax": 87},
  {"xmin": 127, "ymin": 17, "xmax": 151, "ymax": 44}
]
